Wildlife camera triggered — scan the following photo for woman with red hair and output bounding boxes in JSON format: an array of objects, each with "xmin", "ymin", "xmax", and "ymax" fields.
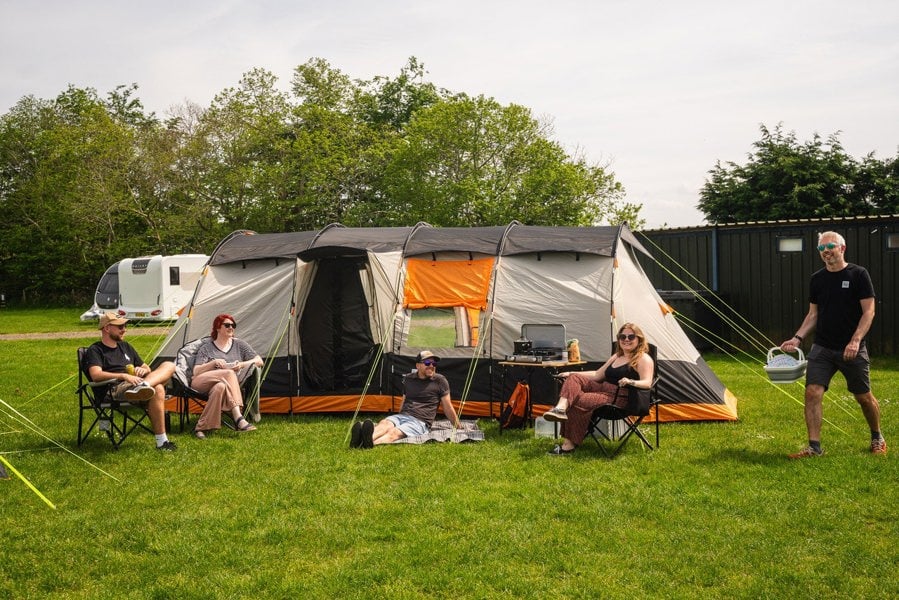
[{"xmin": 189, "ymin": 314, "xmax": 264, "ymax": 438}]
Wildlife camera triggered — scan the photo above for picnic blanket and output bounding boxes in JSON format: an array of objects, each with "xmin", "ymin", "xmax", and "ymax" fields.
[{"xmin": 392, "ymin": 419, "xmax": 485, "ymax": 444}]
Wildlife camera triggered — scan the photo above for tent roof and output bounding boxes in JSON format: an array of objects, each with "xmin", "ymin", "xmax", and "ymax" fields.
[{"xmin": 209, "ymin": 223, "xmax": 652, "ymax": 265}]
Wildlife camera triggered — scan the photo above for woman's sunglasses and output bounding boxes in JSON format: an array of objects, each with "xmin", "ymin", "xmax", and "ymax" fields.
[
  {"xmin": 222, "ymin": 322, "xmax": 237, "ymax": 329},
  {"xmin": 618, "ymin": 333, "xmax": 637, "ymax": 341}
]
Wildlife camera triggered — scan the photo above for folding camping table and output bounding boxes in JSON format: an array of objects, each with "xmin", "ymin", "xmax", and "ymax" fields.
[{"xmin": 497, "ymin": 358, "xmax": 587, "ymax": 432}]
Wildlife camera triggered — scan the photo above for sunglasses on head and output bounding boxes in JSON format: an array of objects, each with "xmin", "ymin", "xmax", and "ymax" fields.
[
  {"xmin": 222, "ymin": 322, "xmax": 236, "ymax": 329},
  {"xmin": 422, "ymin": 359, "xmax": 437, "ymax": 366},
  {"xmin": 816, "ymin": 242, "xmax": 839, "ymax": 252},
  {"xmin": 618, "ymin": 333, "xmax": 637, "ymax": 341}
]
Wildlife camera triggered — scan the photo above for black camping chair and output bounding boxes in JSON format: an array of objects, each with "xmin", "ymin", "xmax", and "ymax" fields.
[
  {"xmin": 587, "ymin": 343, "xmax": 660, "ymax": 458},
  {"xmin": 77, "ymin": 347, "xmax": 154, "ymax": 449},
  {"xmin": 170, "ymin": 337, "xmax": 261, "ymax": 431}
]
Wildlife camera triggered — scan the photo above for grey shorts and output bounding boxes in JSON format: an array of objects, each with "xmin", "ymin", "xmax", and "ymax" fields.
[
  {"xmin": 385, "ymin": 413, "xmax": 429, "ymax": 437},
  {"xmin": 805, "ymin": 343, "xmax": 871, "ymax": 394}
]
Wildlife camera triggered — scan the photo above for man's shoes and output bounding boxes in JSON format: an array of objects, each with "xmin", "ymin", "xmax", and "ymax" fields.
[
  {"xmin": 547, "ymin": 444, "xmax": 575, "ymax": 455},
  {"xmin": 350, "ymin": 421, "xmax": 363, "ymax": 448},
  {"xmin": 361, "ymin": 419, "xmax": 374, "ymax": 449},
  {"xmin": 156, "ymin": 440, "xmax": 177, "ymax": 452},
  {"xmin": 124, "ymin": 382, "xmax": 155, "ymax": 402},
  {"xmin": 871, "ymin": 438, "xmax": 887, "ymax": 455},
  {"xmin": 788, "ymin": 446, "xmax": 824, "ymax": 459},
  {"xmin": 542, "ymin": 407, "xmax": 568, "ymax": 422}
]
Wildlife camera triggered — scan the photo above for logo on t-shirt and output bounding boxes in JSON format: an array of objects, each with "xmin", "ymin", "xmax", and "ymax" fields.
[{"xmin": 842, "ymin": 281, "xmax": 850, "ymax": 289}]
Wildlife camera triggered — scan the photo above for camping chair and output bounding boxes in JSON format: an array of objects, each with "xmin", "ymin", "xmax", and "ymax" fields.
[
  {"xmin": 587, "ymin": 343, "xmax": 660, "ymax": 458},
  {"xmin": 77, "ymin": 347, "xmax": 154, "ymax": 449},
  {"xmin": 170, "ymin": 337, "xmax": 262, "ymax": 431}
]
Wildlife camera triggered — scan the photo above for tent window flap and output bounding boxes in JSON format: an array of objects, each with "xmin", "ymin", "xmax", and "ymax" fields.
[{"xmin": 403, "ymin": 257, "xmax": 494, "ymax": 310}]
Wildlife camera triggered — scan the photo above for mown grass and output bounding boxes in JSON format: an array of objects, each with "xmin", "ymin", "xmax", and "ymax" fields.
[{"xmin": 1, "ymin": 309, "xmax": 897, "ymax": 599}]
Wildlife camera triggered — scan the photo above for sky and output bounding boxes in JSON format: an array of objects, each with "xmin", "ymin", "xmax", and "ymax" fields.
[{"xmin": 2, "ymin": 0, "xmax": 898, "ymax": 228}]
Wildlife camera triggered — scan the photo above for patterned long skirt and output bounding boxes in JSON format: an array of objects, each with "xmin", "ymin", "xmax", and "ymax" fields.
[{"xmin": 559, "ymin": 373, "xmax": 627, "ymax": 445}]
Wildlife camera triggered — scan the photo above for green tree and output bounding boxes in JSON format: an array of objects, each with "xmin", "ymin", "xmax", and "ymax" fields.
[
  {"xmin": 0, "ymin": 87, "xmax": 149, "ymax": 302},
  {"xmin": 378, "ymin": 94, "xmax": 629, "ymax": 227},
  {"xmin": 0, "ymin": 58, "xmax": 641, "ymax": 305},
  {"xmin": 698, "ymin": 123, "xmax": 898, "ymax": 223}
]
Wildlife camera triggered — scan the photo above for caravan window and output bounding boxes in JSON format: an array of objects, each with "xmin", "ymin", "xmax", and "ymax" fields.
[{"xmin": 169, "ymin": 266, "xmax": 180, "ymax": 286}]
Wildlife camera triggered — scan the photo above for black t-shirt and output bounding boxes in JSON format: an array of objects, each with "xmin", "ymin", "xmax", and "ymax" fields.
[
  {"xmin": 809, "ymin": 263, "xmax": 875, "ymax": 350},
  {"xmin": 84, "ymin": 341, "xmax": 144, "ymax": 380}
]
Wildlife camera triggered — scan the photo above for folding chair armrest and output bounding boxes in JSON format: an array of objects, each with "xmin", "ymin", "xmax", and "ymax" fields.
[{"xmin": 88, "ymin": 378, "xmax": 117, "ymax": 387}]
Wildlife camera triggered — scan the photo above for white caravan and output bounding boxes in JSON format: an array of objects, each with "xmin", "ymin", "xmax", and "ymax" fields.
[
  {"xmin": 114, "ymin": 254, "xmax": 209, "ymax": 322},
  {"xmin": 79, "ymin": 260, "xmax": 122, "ymax": 321}
]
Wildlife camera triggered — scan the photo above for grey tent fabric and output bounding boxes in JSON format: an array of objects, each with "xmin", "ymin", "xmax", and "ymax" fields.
[{"xmin": 154, "ymin": 223, "xmax": 738, "ymax": 423}]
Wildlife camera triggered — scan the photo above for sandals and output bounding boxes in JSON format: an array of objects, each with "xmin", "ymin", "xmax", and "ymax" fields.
[
  {"xmin": 193, "ymin": 429, "xmax": 207, "ymax": 440},
  {"xmin": 547, "ymin": 444, "xmax": 575, "ymax": 455},
  {"xmin": 542, "ymin": 407, "xmax": 568, "ymax": 422},
  {"xmin": 236, "ymin": 417, "xmax": 257, "ymax": 432}
]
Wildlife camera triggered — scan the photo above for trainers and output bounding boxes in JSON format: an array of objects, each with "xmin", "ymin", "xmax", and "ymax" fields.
[
  {"xmin": 361, "ymin": 419, "xmax": 374, "ymax": 449},
  {"xmin": 350, "ymin": 421, "xmax": 363, "ymax": 448},
  {"xmin": 156, "ymin": 440, "xmax": 177, "ymax": 452},
  {"xmin": 789, "ymin": 446, "xmax": 824, "ymax": 459},
  {"xmin": 542, "ymin": 407, "xmax": 568, "ymax": 422},
  {"xmin": 124, "ymin": 382, "xmax": 155, "ymax": 402},
  {"xmin": 870, "ymin": 438, "xmax": 887, "ymax": 455}
]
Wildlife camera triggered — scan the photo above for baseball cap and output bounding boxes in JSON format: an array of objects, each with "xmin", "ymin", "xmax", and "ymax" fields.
[
  {"xmin": 416, "ymin": 350, "xmax": 441, "ymax": 363},
  {"xmin": 99, "ymin": 312, "xmax": 128, "ymax": 329}
]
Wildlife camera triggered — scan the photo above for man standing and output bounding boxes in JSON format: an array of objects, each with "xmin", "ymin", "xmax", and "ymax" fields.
[
  {"xmin": 781, "ymin": 231, "xmax": 886, "ymax": 457},
  {"xmin": 351, "ymin": 350, "xmax": 461, "ymax": 448},
  {"xmin": 84, "ymin": 312, "xmax": 178, "ymax": 451}
]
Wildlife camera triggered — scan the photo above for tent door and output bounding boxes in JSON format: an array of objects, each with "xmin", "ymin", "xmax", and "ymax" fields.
[{"xmin": 299, "ymin": 256, "xmax": 376, "ymax": 392}]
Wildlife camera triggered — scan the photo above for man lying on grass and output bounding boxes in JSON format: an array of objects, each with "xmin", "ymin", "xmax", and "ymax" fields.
[{"xmin": 350, "ymin": 350, "xmax": 461, "ymax": 448}]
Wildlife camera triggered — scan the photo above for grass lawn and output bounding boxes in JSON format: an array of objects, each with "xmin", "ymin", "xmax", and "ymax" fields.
[{"xmin": 1, "ymin": 308, "xmax": 897, "ymax": 599}]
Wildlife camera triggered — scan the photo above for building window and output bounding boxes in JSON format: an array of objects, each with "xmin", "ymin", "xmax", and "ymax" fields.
[
  {"xmin": 777, "ymin": 237, "xmax": 803, "ymax": 252},
  {"xmin": 887, "ymin": 233, "xmax": 899, "ymax": 250}
]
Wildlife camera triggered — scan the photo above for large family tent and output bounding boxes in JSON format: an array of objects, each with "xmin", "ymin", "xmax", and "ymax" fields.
[{"xmin": 155, "ymin": 223, "xmax": 738, "ymax": 422}]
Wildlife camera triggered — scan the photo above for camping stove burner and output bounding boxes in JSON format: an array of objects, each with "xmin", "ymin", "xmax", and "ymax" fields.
[{"xmin": 531, "ymin": 348, "xmax": 564, "ymax": 360}]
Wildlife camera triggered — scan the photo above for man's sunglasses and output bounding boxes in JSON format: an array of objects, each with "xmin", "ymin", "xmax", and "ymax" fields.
[
  {"xmin": 222, "ymin": 322, "xmax": 237, "ymax": 329},
  {"xmin": 422, "ymin": 359, "xmax": 437, "ymax": 366},
  {"xmin": 617, "ymin": 333, "xmax": 637, "ymax": 341},
  {"xmin": 816, "ymin": 242, "xmax": 839, "ymax": 252}
]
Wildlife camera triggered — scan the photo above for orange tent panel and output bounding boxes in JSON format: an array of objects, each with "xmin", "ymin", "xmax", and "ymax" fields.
[{"xmin": 404, "ymin": 257, "xmax": 494, "ymax": 310}]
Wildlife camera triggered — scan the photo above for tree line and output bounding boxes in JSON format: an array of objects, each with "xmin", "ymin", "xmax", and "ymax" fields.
[
  {"xmin": 699, "ymin": 123, "xmax": 898, "ymax": 223},
  {"xmin": 2, "ymin": 57, "xmax": 896, "ymax": 306},
  {"xmin": 0, "ymin": 58, "xmax": 636, "ymax": 305}
]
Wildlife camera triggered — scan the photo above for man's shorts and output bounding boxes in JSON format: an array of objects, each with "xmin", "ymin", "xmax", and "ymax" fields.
[
  {"xmin": 111, "ymin": 381, "xmax": 154, "ymax": 402},
  {"xmin": 805, "ymin": 343, "xmax": 871, "ymax": 394},
  {"xmin": 385, "ymin": 413, "xmax": 429, "ymax": 437}
]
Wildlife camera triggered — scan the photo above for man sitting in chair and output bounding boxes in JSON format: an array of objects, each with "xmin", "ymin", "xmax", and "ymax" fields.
[
  {"xmin": 84, "ymin": 312, "xmax": 178, "ymax": 451},
  {"xmin": 350, "ymin": 350, "xmax": 461, "ymax": 448}
]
